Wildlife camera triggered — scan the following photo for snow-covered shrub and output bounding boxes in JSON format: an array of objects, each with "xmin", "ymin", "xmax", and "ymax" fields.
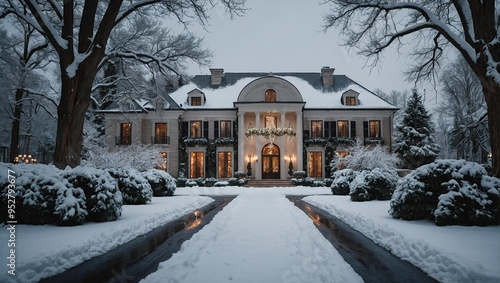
[
  {"xmin": 176, "ymin": 177, "xmax": 187, "ymax": 187},
  {"xmin": 84, "ymin": 144, "xmax": 163, "ymax": 172},
  {"xmin": 203, "ymin": 177, "xmax": 218, "ymax": 187},
  {"xmin": 331, "ymin": 169, "xmax": 358, "ymax": 195},
  {"xmin": 292, "ymin": 177, "xmax": 314, "ymax": 187},
  {"xmin": 323, "ymin": 178, "xmax": 333, "ymax": 188},
  {"xmin": 62, "ymin": 166, "xmax": 122, "ymax": 222},
  {"xmin": 312, "ymin": 180, "xmax": 324, "ymax": 187},
  {"xmin": 215, "ymin": 181, "xmax": 229, "ymax": 187},
  {"xmin": 142, "ymin": 169, "xmax": 176, "ymax": 196},
  {"xmin": 228, "ymin": 177, "xmax": 239, "ymax": 186},
  {"xmin": 349, "ymin": 169, "xmax": 398, "ymax": 202},
  {"xmin": 390, "ymin": 159, "xmax": 500, "ymax": 226},
  {"xmin": 293, "ymin": 171, "xmax": 306, "ymax": 178},
  {"xmin": 186, "ymin": 180, "xmax": 198, "ymax": 187},
  {"xmin": 108, "ymin": 168, "xmax": 152, "ymax": 205},
  {"xmin": 330, "ymin": 140, "xmax": 398, "ymax": 172},
  {"xmin": 238, "ymin": 178, "xmax": 248, "ymax": 186},
  {"xmin": 53, "ymin": 187, "xmax": 87, "ymax": 226},
  {"xmin": 234, "ymin": 171, "xmax": 246, "ymax": 179}
]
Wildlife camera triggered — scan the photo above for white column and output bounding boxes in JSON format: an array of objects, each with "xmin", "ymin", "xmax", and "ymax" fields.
[
  {"xmin": 238, "ymin": 111, "xmax": 245, "ymax": 173},
  {"xmin": 280, "ymin": 111, "xmax": 286, "ymax": 179},
  {"xmin": 255, "ymin": 112, "xmax": 260, "ymax": 179},
  {"xmin": 296, "ymin": 111, "xmax": 303, "ymax": 171}
]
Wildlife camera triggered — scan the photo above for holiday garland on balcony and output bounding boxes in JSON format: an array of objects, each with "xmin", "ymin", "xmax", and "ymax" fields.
[{"xmin": 244, "ymin": 127, "xmax": 296, "ymax": 139}]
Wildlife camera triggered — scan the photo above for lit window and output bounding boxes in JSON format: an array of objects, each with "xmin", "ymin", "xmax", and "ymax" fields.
[
  {"xmin": 369, "ymin": 120, "xmax": 381, "ymax": 138},
  {"xmin": 120, "ymin": 123, "xmax": 132, "ymax": 145},
  {"xmin": 190, "ymin": 121, "xmax": 202, "ymax": 138},
  {"xmin": 154, "ymin": 123, "xmax": 168, "ymax": 144},
  {"xmin": 308, "ymin": 152, "xmax": 322, "ymax": 177},
  {"xmin": 346, "ymin": 97, "xmax": 357, "ymax": 105},
  {"xmin": 265, "ymin": 89, "xmax": 276, "ymax": 102},
  {"xmin": 311, "ymin": 121, "xmax": 323, "ymax": 138},
  {"xmin": 220, "ymin": 121, "xmax": 231, "ymax": 138},
  {"xmin": 337, "ymin": 120, "xmax": 349, "ymax": 138},
  {"xmin": 189, "ymin": 152, "xmax": 204, "ymax": 178},
  {"xmin": 191, "ymin": 97, "xmax": 201, "ymax": 106},
  {"xmin": 265, "ymin": 116, "xmax": 277, "ymax": 128},
  {"xmin": 218, "ymin": 152, "xmax": 232, "ymax": 178}
]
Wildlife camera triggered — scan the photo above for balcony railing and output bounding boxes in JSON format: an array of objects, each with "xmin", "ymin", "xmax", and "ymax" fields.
[
  {"xmin": 152, "ymin": 135, "xmax": 170, "ymax": 145},
  {"xmin": 115, "ymin": 136, "xmax": 131, "ymax": 145}
]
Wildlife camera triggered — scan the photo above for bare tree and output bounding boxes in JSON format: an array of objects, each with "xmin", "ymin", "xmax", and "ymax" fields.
[
  {"xmin": 323, "ymin": 0, "xmax": 500, "ymax": 176},
  {"xmin": 1, "ymin": 0, "xmax": 245, "ymax": 169}
]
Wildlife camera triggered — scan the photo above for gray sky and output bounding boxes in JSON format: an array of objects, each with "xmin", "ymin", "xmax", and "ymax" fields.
[{"xmin": 178, "ymin": 0, "xmax": 430, "ymax": 96}]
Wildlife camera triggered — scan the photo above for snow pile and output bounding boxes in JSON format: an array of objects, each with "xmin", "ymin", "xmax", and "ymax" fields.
[
  {"xmin": 0, "ymin": 196, "xmax": 214, "ymax": 283},
  {"xmin": 141, "ymin": 169, "xmax": 176, "ymax": 196},
  {"xmin": 108, "ymin": 167, "xmax": 153, "ymax": 205},
  {"xmin": 390, "ymin": 159, "xmax": 500, "ymax": 226},
  {"xmin": 304, "ymin": 196, "xmax": 500, "ymax": 283}
]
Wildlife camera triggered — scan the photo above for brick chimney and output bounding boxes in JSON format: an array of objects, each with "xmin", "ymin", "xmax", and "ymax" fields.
[
  {"xmin": 210, "ymin": 68, "xmax": 224, "ymax": 86},
  {"xmin": 321, "ymin": 66, "xmax": 335, "ymax": 87}
]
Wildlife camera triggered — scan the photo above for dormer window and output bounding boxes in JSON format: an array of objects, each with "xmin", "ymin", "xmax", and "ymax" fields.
[
  {"xmin": 346, "ymin": 97, "xmax": 357, "ymax": 105},
  {"xmin": 342, "ymin": 89, "xmax": 360, "ymax": 106},
  {"xmin": 191, "ymin": 97, "xmax": 202, "ymax": 106},
  {"xmin": 265, "ymin": 89, "xmax": 276, "ymax": 102}
]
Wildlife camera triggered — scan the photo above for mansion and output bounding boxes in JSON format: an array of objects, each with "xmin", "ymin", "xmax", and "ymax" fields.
[{"xmin": 100, "ymin": 67, "xmax": 398, "ymax": 180}]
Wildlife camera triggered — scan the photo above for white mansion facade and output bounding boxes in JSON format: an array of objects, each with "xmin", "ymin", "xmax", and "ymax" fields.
[{"xmin": 101, "ymin": 67, "xmax": 398, "ymax": 180}]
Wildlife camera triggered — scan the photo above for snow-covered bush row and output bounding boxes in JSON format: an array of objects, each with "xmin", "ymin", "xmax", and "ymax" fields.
[
  {"xmin": 0, "ymin": 163, "xmax": 122, "ymax": 226},
  {"xmin": 390, "ymin": 159, "xmax": 500, "ymax": 226},
  {"xmin": 331, "ymin": 169, "xmax": 358, "ymax": 195},
  {"xmin": 62, "ymin": 166, "xmax": 122, "ymax": 222},
  {"xmin": 108, "ymin": 168, "xmax": 153, "ymax": 205},
  {"xmin": 141, "ymin": 169, "xmax": 176, "ymax": 196},
  {"xmin": 330, "ymin": 140, "xmax": 398, "ymax": 172},
  {"xmin": 349, "ymin": 168, "xmax": 399, "ymax": 201},
  {"xmin": 176, "ymin": 177, "xmax": 247, "ymax": 187},
  {"xmin": 83, "ymin": 144, "xmax": 164, "ymax": 172},
  {"xmin": 292, "ymin": 177, "xmax": 315, "ymax": 187}
]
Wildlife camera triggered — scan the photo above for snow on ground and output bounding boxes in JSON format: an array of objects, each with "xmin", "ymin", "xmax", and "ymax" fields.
[
  {"xmin": 1, "ymin": 186, "xmax": 498, "ymax": 283},
  {"xmin": 304, "ymin": 195, "xmax": 500, "ymax": 283},
  {"xmin": 0, "ymin": 196, "xmax": 214, "ymax": 283},
  {"xmin": 141, "ymin": 190, "xmax": 363, "ymax": 283}
]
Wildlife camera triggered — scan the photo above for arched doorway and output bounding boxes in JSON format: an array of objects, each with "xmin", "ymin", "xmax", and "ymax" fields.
[{"xmin": 262, "ymin": 144, "xmax": 280, "ymax": 179}]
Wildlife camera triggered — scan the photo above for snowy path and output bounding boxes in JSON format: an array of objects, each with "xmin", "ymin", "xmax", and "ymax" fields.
[{"xmin": 141, "ymin": 191, "xmax": 363, "ymax": 283}]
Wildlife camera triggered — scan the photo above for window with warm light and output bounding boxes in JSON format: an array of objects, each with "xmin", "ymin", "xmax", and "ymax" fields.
[
  {"xmin": 120, "ymin": 123, "xmax": 132, "ymax": 145},
  {"xmin": 154, "ymin": 123, "xmax": 168, "ymax": 144},
  {"xmin": 337, "ymin": 120, "xmax": 349, "ymax": 138},
  {"xmin": 265, "ymin": 89, "xmax": 276, "ymax": 102},
  {"xmin": 311, "ymin": 121, "xmax": 323, "ymax": 138},
  {"xmin": 218, "ymin": 151, "xmax": 232, "ymax": 178},
  {"xmin": 189, "ymin": 152, "xmax": 204, "ymax": 178},
  {"xmin": 346, "ymin": 97, "xmax": 357, "ymax": 105},
  {"xmin": 369, "ymin": 120, "xmax": 381, "ymax": 138},
  {"xmin": 265, "ymin": 116, "xmax": 277, "ymax": 128},
  {"xmin": 220, "ymin": 120, "xmax": 232, "ymax": 137},
  {"xmin": 190, "ymin": 121, "xmax": 202, "ymax": 138},
  {"xmin": 191, "ymin": 96, "xmax": 202, "ymax": 106},
  {"xmin": 308, "ymin": 152, "xmax": 322, "ymax": 177}
]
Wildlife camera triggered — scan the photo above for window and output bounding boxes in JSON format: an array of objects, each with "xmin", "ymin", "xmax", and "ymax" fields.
[
  {"xmin": 220, "ymin": 120, "xmax": 232, "ymax": 138},
  {"xmin": 190, "ymin": 121, "xmax": 202, "ymax": 138},
  {"xmin": 311, "ymin": 121, "xmax": 323, "ymax": 138},
  {"xmin": 189, "ymin": 152, "xmax": 204, "ymax": 178},
  {"xmin": 337, "ymin": 120, "xmax": 349, "ymax": 138},
  {"xmin": 154, "ymin": 123, "xmax": 168, "ymax": 144},
  {"xmin": 369, "ymin": 120, "xmax": 381, "ymax": 138},
  {"xmin": 265, "ymin": 116, "xmax": 277, "ymax": 128},
  {"xmin": 346, "ymin": 97, "xmax": 357, "ymax": 105},
  {"xmin": 191, "ymin": 97, "xmax": 201, "ymax": 106},
  {"xmin": 120, "ymin": 123, "xmax": 132, "ymax": 145},
  {"xmin": 218, "ymin": 152, "xmax": 232, "ymax": 178},
  {"xmin": 308, "ymin": 152, "xmax": 322, "ymax": 177},
  {"xmin": 265, "ymin": 89, "xmax": 276, "ymax": 102}
]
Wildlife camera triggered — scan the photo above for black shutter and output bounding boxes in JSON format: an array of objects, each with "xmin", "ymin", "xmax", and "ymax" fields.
[
  {"xmin": 233, "ymin": 121, "xmax": 237, "ymax": 138},
  {"xmin": 214, "ymin": 121, "xmax": 219, "ymax": 138},
  {"xmin": 363, "ymin": 121, "xmax": 369, "ymax": 139},
  {"xmin": 182, "ymin": 121, "xmax": 188, "ymax": 138},
  {"xmin": 331, "ymin": 121, "xmax": 336, "ymax": 138},
  {"xmin": 350, "ymin": 121, "xmax": 356, "ymax": 138},
  {"xmin": 324, "ymin": 121, "xmax": 329, "ymax": 138},
  {"xmin": 203, "ymin": 121, "xmax": 209, "ymax": 139}
]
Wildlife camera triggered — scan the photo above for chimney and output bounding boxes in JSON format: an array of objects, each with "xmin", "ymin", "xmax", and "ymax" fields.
[
  {"xmin": 210, "ymin": 68, "xmax": 224, "ymax": 86},
  {"xmin": 321, "ymin": 66, "xmax": 335, "ymax": 86}
]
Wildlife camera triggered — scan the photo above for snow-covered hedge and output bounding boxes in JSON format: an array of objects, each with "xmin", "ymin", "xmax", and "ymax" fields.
[
  {"xmin": 331, "ymin": 169, "xmax": 358, "ymax": 195},
  {"xmin": 108, "ymin": 168, "xmax": 152, "ymax": 205},
  {"xmin": 141, "ymin": 169, "xmax": 176, "ymax": 196},
  {"xmin": 390, "ymin": 159, "xmax": 500, "ymax": 226},
  {"xmin": 62, "ymin": 166, "xmax": 122, "ymax": 222},
  {"xmin": 349, "ymin": 169, "xmax": 398, "ymax": 201},
  {"xmin": 53, "ymin": 186, "xmax": 88, "ymax": 226}
]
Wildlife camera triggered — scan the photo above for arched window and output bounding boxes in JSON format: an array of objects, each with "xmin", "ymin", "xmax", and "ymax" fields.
[{"xmin": 265, "ymin": 89, "xmax": 277, "ymax": 102}]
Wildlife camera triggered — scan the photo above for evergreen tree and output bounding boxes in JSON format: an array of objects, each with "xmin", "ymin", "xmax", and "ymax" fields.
[{"xmin": 394, "ymin": 89, "xmax": 440, "ymax": 169}]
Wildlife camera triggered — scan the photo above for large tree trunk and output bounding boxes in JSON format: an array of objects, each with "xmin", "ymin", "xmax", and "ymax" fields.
[
  {"xmin": 9, "ymin": 88, "xmax": 24, "ymax": 162},
  {"xmin": 482, "ymin": 79, "xmax": 500, "ymax": 177}
]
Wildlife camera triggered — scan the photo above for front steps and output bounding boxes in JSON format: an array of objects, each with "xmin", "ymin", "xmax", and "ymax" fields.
[{"xmin": 246, "ymin": 179, "xmax": 292, "ymax": 187}]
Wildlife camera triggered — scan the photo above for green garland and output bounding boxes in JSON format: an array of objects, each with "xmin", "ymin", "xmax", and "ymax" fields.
[{"xmin": 244, "ymin": 127, "xmax": 296, "ymax": 139}]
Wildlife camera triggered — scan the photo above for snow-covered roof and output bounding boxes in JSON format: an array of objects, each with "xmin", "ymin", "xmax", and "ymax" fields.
[{"xmin": 168, "ymin": 73, "xmax": 398, "ymax": 110}]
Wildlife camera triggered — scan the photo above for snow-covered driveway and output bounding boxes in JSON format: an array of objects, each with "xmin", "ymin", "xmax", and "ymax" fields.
[{"xmin": 142, "ymin": 190, "xmax": 363, "ymax": 283}]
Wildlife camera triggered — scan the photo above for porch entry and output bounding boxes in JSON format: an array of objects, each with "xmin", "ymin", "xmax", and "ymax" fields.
[{"xmin": 262, "ymin": 144, "xmax": 280, "ymax": 179}]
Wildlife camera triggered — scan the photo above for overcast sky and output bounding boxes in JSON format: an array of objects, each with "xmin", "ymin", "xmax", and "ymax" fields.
[{"xmin": 175, "ymin": 0, "xmax": 439, "ymax": 99}]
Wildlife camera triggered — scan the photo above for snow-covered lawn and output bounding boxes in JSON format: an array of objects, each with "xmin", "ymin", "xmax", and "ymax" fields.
[{"xmin": 1, "ymin": 186, "xmax": 499, "ymax": 283}]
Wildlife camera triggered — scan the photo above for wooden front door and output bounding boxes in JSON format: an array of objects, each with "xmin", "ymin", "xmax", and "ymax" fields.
[{"xmin": 262, "ymin": 144, "xmax": 280, "ymax": 179}]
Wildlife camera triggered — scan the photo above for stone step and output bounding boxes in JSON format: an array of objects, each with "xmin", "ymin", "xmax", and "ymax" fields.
[{"xmin": 246, "ymin": 180, "xmax": 292, "ymax": 187}]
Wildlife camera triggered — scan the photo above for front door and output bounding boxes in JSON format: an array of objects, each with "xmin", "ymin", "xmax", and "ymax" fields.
[{"xmin": 262, "ymin": 144, "xmax": 280, "ymax": 179}]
